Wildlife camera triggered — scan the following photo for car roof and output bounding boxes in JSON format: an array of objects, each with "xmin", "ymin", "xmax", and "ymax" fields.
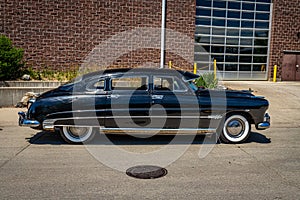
[{"xmin": 81, "ymin": 68, "xmax": 199, "ymax": 81}]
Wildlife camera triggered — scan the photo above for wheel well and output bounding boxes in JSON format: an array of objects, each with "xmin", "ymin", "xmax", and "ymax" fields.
[{"xmin": 224, "ymin": 111, "xmax": 254, "ymax": 124}]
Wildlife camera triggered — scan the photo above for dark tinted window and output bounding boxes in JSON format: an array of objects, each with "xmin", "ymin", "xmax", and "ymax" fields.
[
  {"xmin": 197, "ymin": 0, "xmax": 212, "ymax": 7},
  {"xmin": 256, "ymin": 4, "xmax": 270, "ymax": 12},
  {"xmin": 196, "ymin": 8, "xmax": 211, "ymax": 16},
  {"xmin": 213, "ymin": 0, "xmax": 226, "ymax": 8},
  {"xmin": 213, "ymin": 9, "xmax": 226, "ymax": 17},
  {"xmin": 228, "ymin": 1, "xmax": 240, "ymax": 10}
]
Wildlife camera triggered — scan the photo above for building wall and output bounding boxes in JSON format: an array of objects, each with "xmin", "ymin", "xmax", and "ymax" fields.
[
  {"xmin": 0, "ymin": 0, "xmax": 195, "ymax": 71},
  {"xmin": 269, "ymin": 0, "xmax": 300, "ymax": 80}
]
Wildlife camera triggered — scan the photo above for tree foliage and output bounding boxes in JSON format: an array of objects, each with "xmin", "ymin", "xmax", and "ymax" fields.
[{"xmin": 0, "ymin": 35, "xmax": 25, "ymax": 80}]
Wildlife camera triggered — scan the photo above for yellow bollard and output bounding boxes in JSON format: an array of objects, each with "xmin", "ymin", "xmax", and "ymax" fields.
[
  {"xmin": 214, "ymin": 59, "xmax": 217, "ymax": 80},
  {"xmin": 273, "ymin": 65, "xmax": 277, "ymax": 82},
  {"xmin": 168, "ymin": 61, "xmax": 172, "ymax": 69},
  {"xmin": 194, "ymin": 63, "xmax": 197, "ymax": 74}
]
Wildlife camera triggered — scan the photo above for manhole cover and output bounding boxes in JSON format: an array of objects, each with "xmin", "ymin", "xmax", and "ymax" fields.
[{"xmin": 126, "ymin": 165, "xmax": 168, "ymax": 179}]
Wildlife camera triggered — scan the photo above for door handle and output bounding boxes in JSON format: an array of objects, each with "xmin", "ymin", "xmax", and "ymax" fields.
[{"xmin": 152, "ymin": 95, "xmax": 164, "ymax": 100}]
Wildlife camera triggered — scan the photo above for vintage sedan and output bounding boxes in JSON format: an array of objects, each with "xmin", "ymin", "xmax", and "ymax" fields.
[{"xmin": 18, "ymin": 68, "xmax": 270, "ymax": 144}]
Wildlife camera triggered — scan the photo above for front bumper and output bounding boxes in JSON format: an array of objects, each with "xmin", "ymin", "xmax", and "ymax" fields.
[
  {"xmin": 257, "ymin": 113, "xmax": 270, "ymax": 130},
  {"xmin": 18, "ymin": 111, "xmax": 40, "ymax": 128}
]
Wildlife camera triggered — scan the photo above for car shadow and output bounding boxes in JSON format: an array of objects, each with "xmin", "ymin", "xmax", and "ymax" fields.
[
  {"xmin": 27, "ymin": 131, "xmax": 271, "ymax": 145},
  {"xmin": 245, "ymin": 131, "xmax": 271, "ymax": 144}
]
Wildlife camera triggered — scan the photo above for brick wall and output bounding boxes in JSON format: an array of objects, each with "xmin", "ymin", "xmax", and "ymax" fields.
[
  {"xmin": 0, "ymin": 0, "xmax": 195, "ymax": 72},
  {"xmin": 269, "ymin": 0, "xmax": 300, "ymax": 79}
]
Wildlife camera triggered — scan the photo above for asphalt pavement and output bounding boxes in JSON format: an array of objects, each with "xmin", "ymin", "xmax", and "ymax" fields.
[{"xmin": 0, "ymin": 81, "xmax": 299, "ymax": 199}]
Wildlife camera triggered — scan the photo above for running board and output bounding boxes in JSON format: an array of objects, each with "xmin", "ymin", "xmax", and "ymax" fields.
[{"xmin": 101, "ymin": 127, "xmax": 216, "ymax": 134}]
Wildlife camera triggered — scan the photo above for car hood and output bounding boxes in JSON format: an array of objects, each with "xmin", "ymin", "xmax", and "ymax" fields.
[{"xmin": 196, "ymin": 89, "xmax": 263, "ymax": 99}]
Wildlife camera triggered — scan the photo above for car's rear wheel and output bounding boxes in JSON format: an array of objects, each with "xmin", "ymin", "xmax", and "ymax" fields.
[
  {"xmin": 59, "ymin": 126, "xmax": 96, "ymax": 144},
  {"xmin": 219, "ymin": 114, "xmax": 251, "ymax": 143}
]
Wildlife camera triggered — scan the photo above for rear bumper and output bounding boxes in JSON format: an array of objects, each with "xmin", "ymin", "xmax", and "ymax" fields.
[
  {"xmin": 18, "ymin": 111, "xmax": 40, "ymax": 128},
  {"xmin": 257, "ymin": 113, "xmax": 270, "ymax": 130}
]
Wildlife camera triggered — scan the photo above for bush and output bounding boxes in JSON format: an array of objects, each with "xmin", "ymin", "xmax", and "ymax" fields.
[
  {"xmin": 0, "ymin": 35, "xmax": 25, "ymax": 80},
  {"xmin": 194, "ymin": 72, "xmax": 218, "ymax": 89}
]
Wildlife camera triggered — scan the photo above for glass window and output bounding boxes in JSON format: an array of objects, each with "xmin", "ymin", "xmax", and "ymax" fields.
[
  {"xmin": 241, "ymin": 20, "xmax": 254, "ymax": 28},
  {"xmin": 195, "ymin": 27, "xmax": 210, "ymax": 35},
  {"xmin": 242, "ymin": 12, "xmax": 254, "ymax": 19},
  {"xmin": 153, "ymin": 77, "xmax": 173, "ymax": 91},
  {"xmin": 225, "ymin": 64, "xmax": 238, "ymax": 71},
  {"xmin": 213, "ymin": 18, "xmax": 225, "ymax": 26},
  {"xmin": 226, "ymin": 38, "xmax": 239, "ymax": 45},
  {"xmin": 212, "ymin": 37, "xmax": 225, "ymax": 44},
  {"xmin": 256, "ymin": 13, "xmax": 270, "ymax": 20},
  {"xmin": 255, "ymin": 30, "xmax": 269, "ymax": 37},
  {"xmin": 228, "ymin": 11, "xmax": 240, "ymax": 19},
  {"xmin": 256, "ymin": 0, "xmax": 271, "ymax": 3},
  {"xmin": 212, "ymin": 54, "xmax": 224, "ymax": 62},
  {"xmin": 240, "ymin": 64, "xmax": 251, "ymax": 71},
  {"xmin": 216, "ymin": 63, "xmax": 224, "ymax": 71},
  {"xmin": 195, "ymin": 36, "xmax": 211, "ymax": 44},
  {"xmin": 212, "ymin": 28, "xmax": 225, "ymax": 36},
  {"xmin": 255, "ymin": 21, "xmax": 269, "ymax": 29},
  {"xmin": 240, "ymin": 38, "xmax": 253, "ymax": 45},
  {"xmin": 213, "ymin": 9, "xmax": 226, "ymax": 17},
  {"xmin": 86, "ymin": 79, "xmax": 105, "ymax": 91},
  {"xmin": 225, "ymin": 55, "xmax": 238, "ymax": 62},
  {"xmin": 212, "ymin": 46, "xmax": 225, "ymax": 53},
  {"xmin": 254, "ymin": 39, "xmax": 268, "ymax": 46},
  {"xmin": 242, "ymin": 2, "xmax": 255, "ymax": 11},
  {"xmin": 226, "ymin": 46, "xmax": 239, "ymax": 54},
  {"xmin": 240, "ymin": 56, "xmax": 252, "ymax": 63},
  {"xmin": 196, "ymin": 18, "xmax": 211, "ymax": 25},
  {"xmin": 254, "ymin": 47, "xmax": 268, "ymax": 54},
  {"xmin": 227, "ymin": 29, "xmax": 239, "ymax": 36},
  {"xmin": 253, "ymin": 64, "xmax": 267, "ymax": 71},
  {"xmin": 197, "ymin": 0, "xmax": 212, "ymax": 7},
  {"xmin": 253, "ymin": 56, "xmax": 267, "ymax": 63},
  {"xmin": 195, "ymin": 45, "xmax": 210, "ymax": 53},
  {"xmin": 227, "ymin": 20, "xmax": 240, "ymax": 27},
  {"xmin": 196, "ymin": 8, "xmax": 211, "ymax": 16},
  {"xmin": 228, "ymin": 1, "xmax": 240, "ymax": 10},
  {"xmin": 213, "ymin": 0, "xmax": 226, "ymax": 8},
  {"xmin": 241, "ymin": 29, "xmax": 253, "ymax": 37},
  {"xmin": 256, "ymin": 4, "xmax": 270, "ymax": 12},
  {"xmin": 111, "ymin": 77, "xmax": 148, "ymax": 91},
  {"xmin": 240, "ymin": 47, "xmax": 253, "ymax": 54}
]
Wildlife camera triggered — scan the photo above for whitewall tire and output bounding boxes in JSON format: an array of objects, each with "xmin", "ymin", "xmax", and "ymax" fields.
[
  {"xmin": 220, "ymin": 114, "xmax": 251, "ymax": 143},
  {"xmin": 59, "ymin": 126, "xmax": 96, "ymax": 144}
]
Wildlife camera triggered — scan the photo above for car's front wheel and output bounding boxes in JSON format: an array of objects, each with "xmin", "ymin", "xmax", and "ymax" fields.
[
  {"xmin": 59, "ymin": 126, "xmax": 97, "ymax": 144},
  {"xmin": 219, "ymin": 114, "xmax": 251, "ymax": 143}
]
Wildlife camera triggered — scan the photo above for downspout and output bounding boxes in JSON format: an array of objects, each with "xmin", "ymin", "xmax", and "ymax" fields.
[{"xmin": 160, "ymin": 0, "xmax": 166, "ymax": 68}]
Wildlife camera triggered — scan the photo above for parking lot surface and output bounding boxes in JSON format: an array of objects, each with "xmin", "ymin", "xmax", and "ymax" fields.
[{"xmin": 0, "ymin": 81, "xmax": 299, "ymax": 199}]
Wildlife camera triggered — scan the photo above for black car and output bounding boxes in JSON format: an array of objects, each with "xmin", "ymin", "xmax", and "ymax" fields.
[{"xmin": 18, "ymin": 68, "xmax": 270, "ymax": 144}]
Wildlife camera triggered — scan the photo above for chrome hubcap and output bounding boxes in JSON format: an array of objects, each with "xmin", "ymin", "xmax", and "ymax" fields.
[
  {"xmin": 68, "ymin": 127, "xmax": 89, "ymax": 138},
  {"xmin": 226, "ymin": 119, "xmax": 244, "ymax": 136}
]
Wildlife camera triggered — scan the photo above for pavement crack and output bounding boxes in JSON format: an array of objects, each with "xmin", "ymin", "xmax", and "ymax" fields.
[{"xmin": 0, "ymin": 131, "xmax": 46, "ymax": 169}]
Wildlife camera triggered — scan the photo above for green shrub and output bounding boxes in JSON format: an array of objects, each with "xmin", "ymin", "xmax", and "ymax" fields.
[
  {"xmin": 0, "ymin": 35, "xmax": 25, "ymax": 80},
  {"xmin": 194, "ymin": 72, "xmax": 218, "ymax": 89}
]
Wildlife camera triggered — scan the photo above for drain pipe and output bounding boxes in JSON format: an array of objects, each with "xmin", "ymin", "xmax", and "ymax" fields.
[{"xmin": 160, "ymin": 0, "xmax": 166, "ymax": 68}]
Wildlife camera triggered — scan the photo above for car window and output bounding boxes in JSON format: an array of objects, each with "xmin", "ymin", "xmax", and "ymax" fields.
[
  {"xmin": 86, "ymin": 79, "xmax": 105, "ymax": 91},
  {"xmin": 111, "ymin": 76, "xmax": 148, "ymax": 91},
  {"xmin": 154, "ymin": 76, "xmax": 187, "ymax": 92}
]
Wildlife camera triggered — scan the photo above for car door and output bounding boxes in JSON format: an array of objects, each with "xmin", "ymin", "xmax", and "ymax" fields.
[
  {"xmin": 151, "ymin": 75, "xmax": 200, "ymax": 129},
  {"xmin": 104, "ymin": 75, "xmax": 152, "ymax": 128}
]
